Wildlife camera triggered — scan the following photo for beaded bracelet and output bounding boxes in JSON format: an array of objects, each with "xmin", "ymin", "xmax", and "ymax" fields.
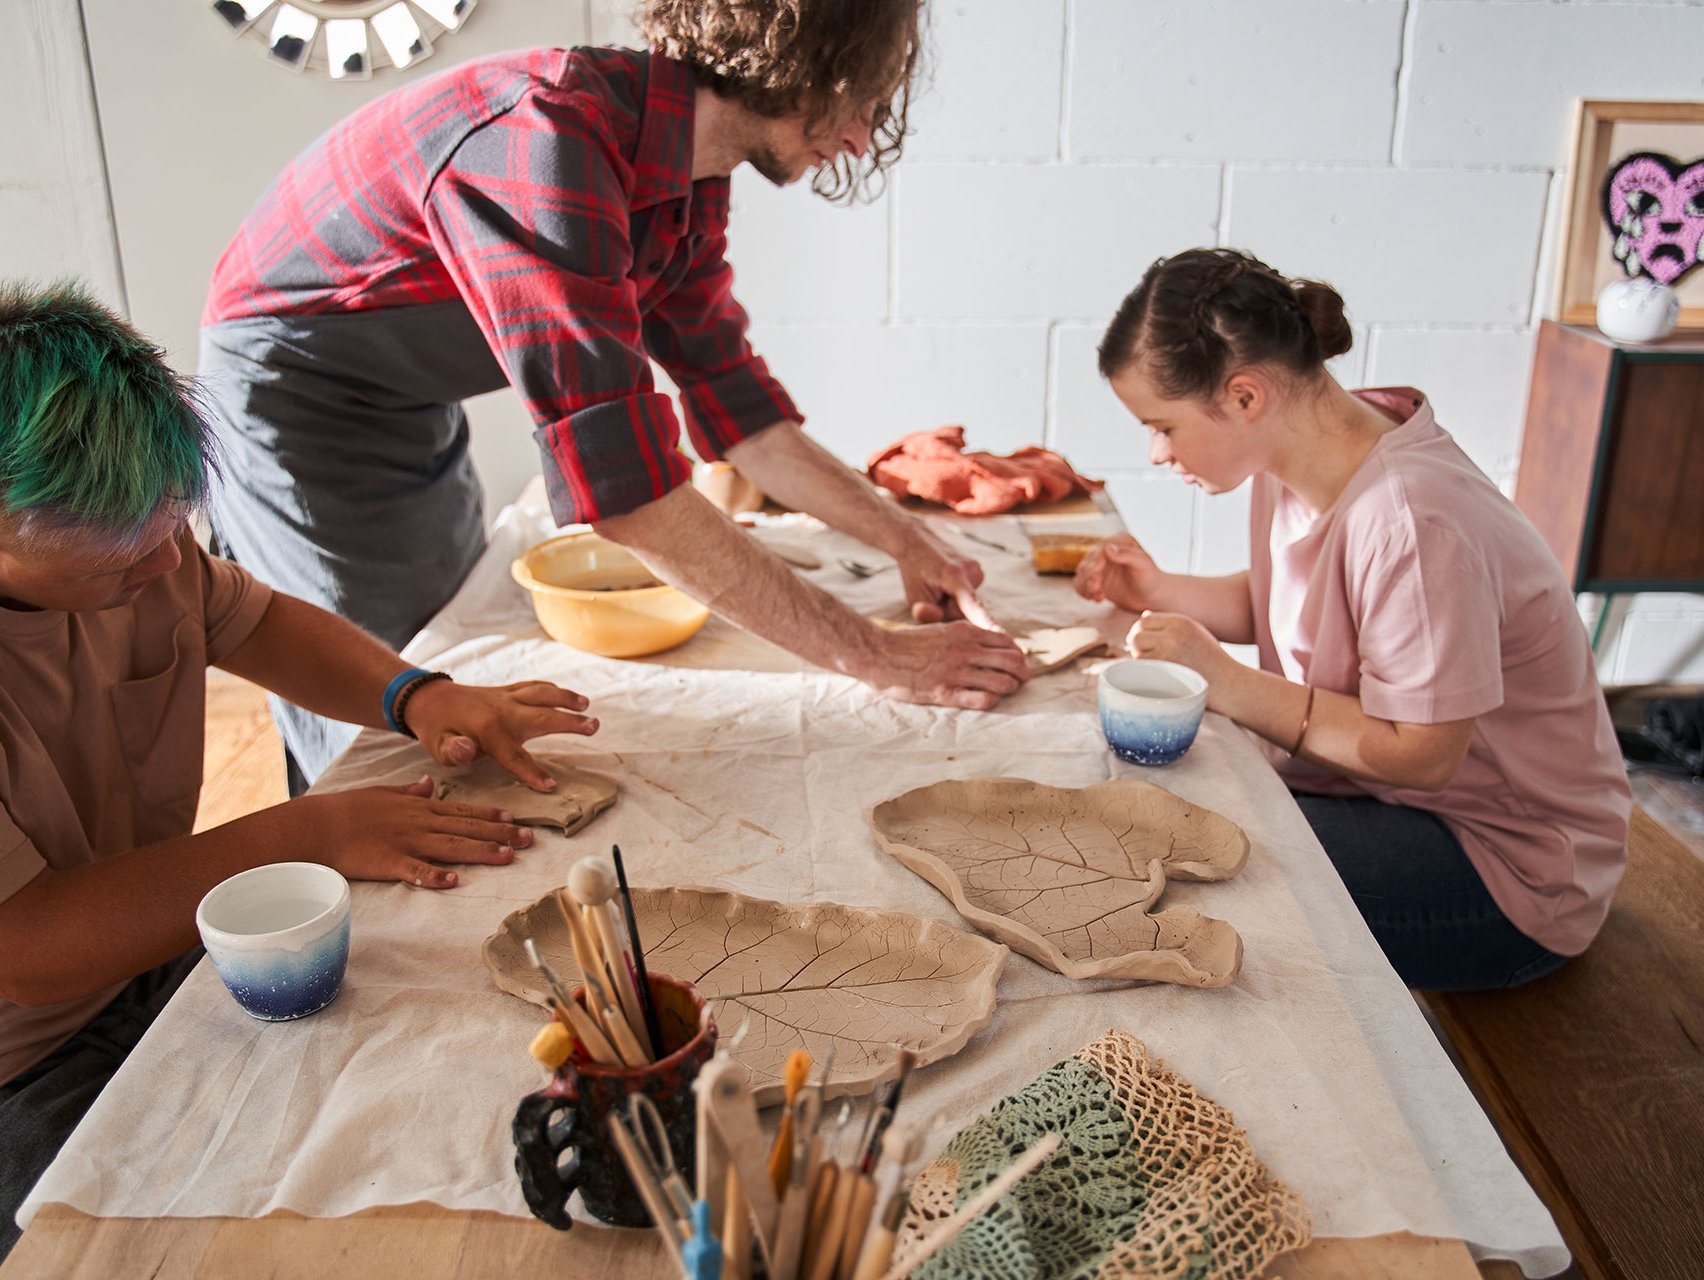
[
  {"xmin": 391, "ymin": 671, "xmax": 453, "ymax": 739},
  {"xmin": 382, "ymin": 667, "xmax": 451, "ymax": 738},
  {"xmin": 1291, "ymin": 684, "xmax": 1316, "ymax": 756}
]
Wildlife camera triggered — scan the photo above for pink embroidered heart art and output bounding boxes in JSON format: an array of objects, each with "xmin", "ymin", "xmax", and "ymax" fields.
[{"xmin": 1601, "ymin": 151, "xmax": 1704, "ymax": 286}]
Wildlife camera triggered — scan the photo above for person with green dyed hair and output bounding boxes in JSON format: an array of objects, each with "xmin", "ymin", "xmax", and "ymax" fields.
[{"xmin": 0, "ymin": 282, "xmax": 599, "ymax": 1258}]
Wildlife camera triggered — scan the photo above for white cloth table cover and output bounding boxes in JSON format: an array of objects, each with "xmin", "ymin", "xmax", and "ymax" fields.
[{"xmin": 22, "ymin": 480, "xmax": 1567, "ymax": 1276}]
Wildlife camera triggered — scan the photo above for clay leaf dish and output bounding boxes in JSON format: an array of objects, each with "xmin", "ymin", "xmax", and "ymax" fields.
[
  {"xmin": 485, "ymin": 885, "xmax": 1007, "ymax": 1106},
  {"xmin": 869, "ymin": 777, "xmax": 1248, "ymax": 987}
]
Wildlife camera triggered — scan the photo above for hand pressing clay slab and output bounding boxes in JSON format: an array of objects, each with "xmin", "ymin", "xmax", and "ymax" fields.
[
  {"xmin": 873, "ymin": 617, "xmax": 1107, "ymax": 675},
  {"xmin": 433, "ymin": 755, "xmax": 618, "ymax": 835},
  {"xmin": 870, "ymin": 776, "xmax": 1247, "ymax": 986}
]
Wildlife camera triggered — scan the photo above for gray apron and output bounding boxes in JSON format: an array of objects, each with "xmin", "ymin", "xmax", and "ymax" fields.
[{"xmin": 199, "ymin": 303, "xmax": 511, "ymax": 787}]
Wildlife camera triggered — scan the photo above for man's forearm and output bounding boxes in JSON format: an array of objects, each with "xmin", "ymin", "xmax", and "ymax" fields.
[
  {"xmin": 595, "ymin": 483, "xmax": 884, "ymax": 679},
  {"xmin": 724, "ymin": 421, "xmax": 927, "ymax": 559}
]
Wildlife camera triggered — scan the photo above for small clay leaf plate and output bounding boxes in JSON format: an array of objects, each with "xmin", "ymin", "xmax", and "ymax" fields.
[
  {"xmin": 869, "ymin": 777, "xmax": 1247, "ymax": 986},
  {"xmin": 485, "ymin": 886, "xmax": 1007, "ymax": 1106}
]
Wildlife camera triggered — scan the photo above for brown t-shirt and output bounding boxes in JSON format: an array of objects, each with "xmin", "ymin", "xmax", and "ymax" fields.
[{"xmin": 0, "ymin": 532, "xmax": 272, "ymax": 1083}]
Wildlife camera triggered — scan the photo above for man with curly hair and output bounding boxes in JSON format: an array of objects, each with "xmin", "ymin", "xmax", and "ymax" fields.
[
  {"xmin": 0, "ymin": 283, "xmax": 597, "ymax": 1253},
  {"xmin": 201, "ymin": 0, "xmax": 1028, "ymax": 790}
]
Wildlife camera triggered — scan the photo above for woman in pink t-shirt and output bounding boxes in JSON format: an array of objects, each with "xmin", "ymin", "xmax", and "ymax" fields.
[{"xmin": 1076, "ymin": 248, "xmax": 1630, "ymax": 992}]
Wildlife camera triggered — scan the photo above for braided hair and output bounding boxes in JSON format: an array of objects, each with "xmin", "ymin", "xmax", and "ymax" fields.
[{"xmin": 1098, "ymin": 248, "xmax": 1352, "ymax": 400}]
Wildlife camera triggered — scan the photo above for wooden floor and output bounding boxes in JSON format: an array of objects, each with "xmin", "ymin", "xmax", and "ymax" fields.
[{"xmin": 197, "ymin": 672, "xmax": 288, "ymax": 831}]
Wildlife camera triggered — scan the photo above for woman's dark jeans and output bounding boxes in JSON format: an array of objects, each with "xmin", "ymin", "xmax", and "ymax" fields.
[{"xmin": 1293, "ymin": 792, "xmax": 1570, "ymax": 992}]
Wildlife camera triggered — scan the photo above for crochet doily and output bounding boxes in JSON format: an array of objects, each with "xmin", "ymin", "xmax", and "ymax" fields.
[{"xmin": 893, "ymin": 1030, "xmax": 1311, "ymax": 1279}]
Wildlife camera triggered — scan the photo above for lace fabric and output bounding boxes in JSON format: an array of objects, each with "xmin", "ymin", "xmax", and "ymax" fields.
[{"xmin": 896, "ymin": 1030, "xmax": 1311, "ymax": 1279}]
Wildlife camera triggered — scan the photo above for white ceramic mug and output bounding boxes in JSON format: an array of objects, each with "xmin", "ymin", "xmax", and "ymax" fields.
[
  {"xmin": 1097, "ymin": 658, "xmax": 1208, "ymax": 765},
  {"xmin": 196, "ymin": 862, "xmax": 351, "ymax": 1021}
]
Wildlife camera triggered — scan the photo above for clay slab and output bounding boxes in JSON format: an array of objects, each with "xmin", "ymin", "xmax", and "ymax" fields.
[
  {"xmin": 433, "ymin": 755, "xmax": 618, "ymax": 836},
  {"xmin": 485, "ymin": 885, "xmax": 1008, "ymax": 1106},
  {"xmin": 870, "ymin": 777, "xmax": 1247, "ymax": 986}
]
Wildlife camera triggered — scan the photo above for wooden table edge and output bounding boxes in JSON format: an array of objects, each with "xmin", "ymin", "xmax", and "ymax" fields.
[{"xmin": 1, "ymin": 1203, "xmax": 1513, "ymax": 1278}]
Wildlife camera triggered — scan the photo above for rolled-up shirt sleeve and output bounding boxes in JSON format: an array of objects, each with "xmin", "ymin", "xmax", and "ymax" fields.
[
  {"xmin": 423, "ymin": 111, "xmax": 693, "ymax": 525},
  {"xmin": 641, "ymin": 186, "xmax": 801, "ymax": 460}
]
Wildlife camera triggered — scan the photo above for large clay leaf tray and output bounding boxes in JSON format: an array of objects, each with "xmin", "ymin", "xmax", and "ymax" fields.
[
  {"xmin": 869, "ymin": 777, "xmax": 1248, "ymax": 987},
  {"xmin": 485, "ymin": 885, "xmax": 1008, "ymax": 1106}
]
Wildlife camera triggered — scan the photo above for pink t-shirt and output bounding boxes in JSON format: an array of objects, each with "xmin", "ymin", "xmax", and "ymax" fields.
[{"xmin": 1250, "ymin": 388, "xmax": 1630, "ymax": 957}]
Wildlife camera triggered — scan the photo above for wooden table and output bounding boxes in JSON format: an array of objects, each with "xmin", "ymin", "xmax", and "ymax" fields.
[
  {"xmin": 4, "ymin": 1202, "xmax": 1503, "ymax": 1278},
  {"xmin": 1, "ymin": 489, "xmax": 1557, "ymax": 1277}
]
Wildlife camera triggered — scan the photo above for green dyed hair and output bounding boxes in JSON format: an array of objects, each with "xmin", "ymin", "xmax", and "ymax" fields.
[{"xmin": 0, "ymin": 280, "xmax": 215, "ymax": 552}]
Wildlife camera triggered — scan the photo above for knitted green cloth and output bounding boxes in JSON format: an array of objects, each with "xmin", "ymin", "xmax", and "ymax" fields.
[{"xmin": 899, "ymin": 1031, "xmax": 1310, "ymax": 1280}]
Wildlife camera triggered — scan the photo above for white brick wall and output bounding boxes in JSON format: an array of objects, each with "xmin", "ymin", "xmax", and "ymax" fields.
[
  {"xmin": 9, "ymin": 0, "xmax": 1702, "ymax": 683},
  {"xmin": 1069, "ymin": 0, "xmax": 1406, "ymax": 163}
]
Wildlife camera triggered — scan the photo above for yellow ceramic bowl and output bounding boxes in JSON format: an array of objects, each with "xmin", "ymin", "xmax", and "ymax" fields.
[{"xmin": 510, "ymin": 532, "xmax": 710, "ymax": 658}]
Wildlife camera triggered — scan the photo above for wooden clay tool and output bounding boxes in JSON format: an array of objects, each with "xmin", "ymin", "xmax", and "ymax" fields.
[
  {"xmin": 521, "ymin": 937, "xmax": 620, "ymax": 1067},
  {"xmin": 698, "ymin": 1056, "xmax": 780, "ymax": 1274},
  {"xmin": 568, "ymin": 857, "xmax": 653, "ymax": 1058},
  {"xmin": 553, "ymin": 887, "xmax": 647, "ymax": 1066},
  {"xmin": 877, "ymin": 1132, "xmax": 1062, "ymax": 1280},
  {"xmin": 849, "ymin": 1123, "xmax": 922, "ymax": 1280}
]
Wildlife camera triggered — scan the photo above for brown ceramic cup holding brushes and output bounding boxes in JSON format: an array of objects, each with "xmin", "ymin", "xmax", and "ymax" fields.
[{"xmin": 513, "ymin": 972, "xmax": 718, "ymax": 1231}]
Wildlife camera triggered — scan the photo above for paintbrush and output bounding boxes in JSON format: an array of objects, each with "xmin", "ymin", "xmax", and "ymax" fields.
[
  {"xmin": 769, "ymin": 1050, "xmax": 813, "ymax": 1196},
  {"xmin": 613, "ymin": 844, "xmax": 667, "ymax": 1057},
  {"xmin": 859, "ymin": 1050, "xmax": 916, "ymax": 1174}
]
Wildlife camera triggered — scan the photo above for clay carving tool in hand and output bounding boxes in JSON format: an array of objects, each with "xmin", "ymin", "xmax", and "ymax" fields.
[
  {"xmin": 877, "ymin": 1132, "xmax": 1062, "ymax": 1280},
  {"xmin": 612, "ymin": 844, "xmax": 666, "ymax": 1057},
  {"xmin": 698, "ymin": 1056, "xmax": 780, "ymax": 1275},
  {"xmin": 569, "ymin": 856, "xmax": 652, "ymax": 1057},
  {"xmin": 553, "ymin": 886, "xmax": 648, "ymax": 1066},
  {"xmin": 522, "ymin": 937, "xmax": 620, "ymax": 1066}
]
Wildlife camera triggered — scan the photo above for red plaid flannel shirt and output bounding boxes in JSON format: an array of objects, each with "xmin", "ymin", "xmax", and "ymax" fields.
[{"xmin": 203, "ymin": 46, "xmax": 799, "ymax": 522}]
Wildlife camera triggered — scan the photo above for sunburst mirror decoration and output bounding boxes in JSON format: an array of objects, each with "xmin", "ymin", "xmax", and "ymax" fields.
[{"xmin": 211, "ymin": 0, "xmax": 476, "ymax": 81}]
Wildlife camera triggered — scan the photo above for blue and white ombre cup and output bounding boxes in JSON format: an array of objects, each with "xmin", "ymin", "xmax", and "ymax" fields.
[
  {"xmin": 195, "ymin": 862, "xmax": 351, "ymax": 1021},
  {"xmin": 1097, "ymin": 658, "xmax": 1208, "ymax": 766}
]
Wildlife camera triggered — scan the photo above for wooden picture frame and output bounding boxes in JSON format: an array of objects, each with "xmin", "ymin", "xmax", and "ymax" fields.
[{"xmin": 1555, "ymin": 99, "xmax": 1704, "ymax": 330}]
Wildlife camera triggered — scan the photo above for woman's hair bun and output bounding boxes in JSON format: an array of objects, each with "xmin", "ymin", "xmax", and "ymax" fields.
[{"xmin": 1291, "ymin": 279, "xmax": 1352, "ymax": 361}]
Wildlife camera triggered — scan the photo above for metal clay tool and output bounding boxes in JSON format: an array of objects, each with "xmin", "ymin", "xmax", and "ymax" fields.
[
  {"xmin": 612, "ymin": 844, "xmax": 667, "ymax": 1057},
  {"xmin": 631, "ymin": 1093, "xmax": 695, "ymax": 1224},
  {"xmin": 606, "ymin": 1110, "xmax": 689, "ymax": 1275},
  {"xmin": 522, "ymin": 937, "xmax": 620, "ymax": 1066}
]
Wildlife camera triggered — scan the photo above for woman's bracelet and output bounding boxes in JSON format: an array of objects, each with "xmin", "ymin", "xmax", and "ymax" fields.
[
  {"xmin": 1291, "ymin": 684, "xmax": 1316, "ymax": 756},
  {"xmin": 382, "ymin": 667, "xmax": 452, "ymax": 738}
]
